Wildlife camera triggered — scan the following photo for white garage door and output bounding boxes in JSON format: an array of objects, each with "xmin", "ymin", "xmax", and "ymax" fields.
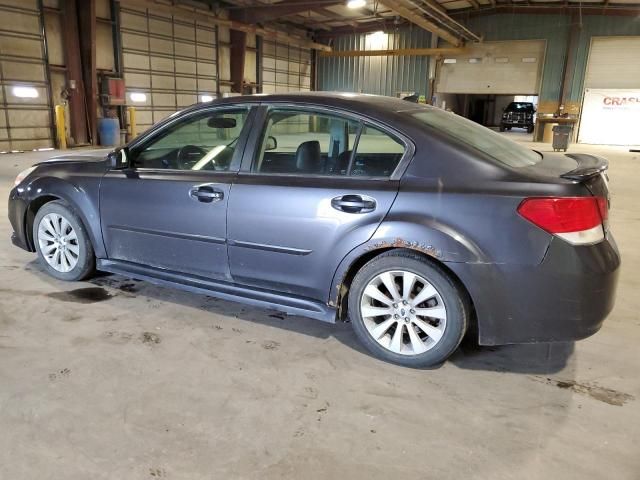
[
  {"xmin": 436, "ymin": 40, "xmax": 546, "ymax": 95},
  {"xmin": 0, "ymin": 0, "xmax": 53, "ymax": 151},
  {"xmin": 262, "ymin": 40, "xmax": 311, "ymax": 94},
  {"xmin": 578, "ymin": 37, "xmax": 640, "ymax": 145},
  {"xmin": 583, "ymin": 36, "xmax": 640, "ymax": 89},
  {"xmin": 120, "ymin": 6, "xmax": 218, "ymax": 132}
]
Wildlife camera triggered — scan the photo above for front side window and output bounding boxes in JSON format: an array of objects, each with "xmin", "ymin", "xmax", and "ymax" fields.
[
  {"xmin": 252, "ymin": 108, "xmax": 406, "ymax": 177},
  {"xmin": 131, "ymin": 108, "xmax": 250, "ymax": 171}
]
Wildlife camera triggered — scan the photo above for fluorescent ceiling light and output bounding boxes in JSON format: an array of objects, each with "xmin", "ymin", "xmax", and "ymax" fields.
[
  {"xmin": 347, "ymin": 0, "xmax": 366, "ymax": 8},
  {"xmin": 129, "ymin": 92, "xmax": 147, "ymax": 102},
  {"xmin": 443, "ymin": 58, "xmax": 456, "ymax": 64},
  {"xmin": 13, "ymin": 86, "xmax": 38, "ymax": 98},
  {"xmin": 200, "ymin": 94, "xmax": 214, "ymax": 102}
]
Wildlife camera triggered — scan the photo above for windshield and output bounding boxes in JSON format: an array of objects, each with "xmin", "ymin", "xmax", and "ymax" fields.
[
  {"xmin": 411, "ymin": 109, "xmax": 541, "ymax": 168},
  {"xmin": 507, "ymin": 102, "xmax": 534, "ymax": 112}
]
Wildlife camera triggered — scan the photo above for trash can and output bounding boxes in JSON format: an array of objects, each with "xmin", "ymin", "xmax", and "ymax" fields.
[{"xmin": 552, "ymin": 124, "xmax": 572, "ymax": 152}]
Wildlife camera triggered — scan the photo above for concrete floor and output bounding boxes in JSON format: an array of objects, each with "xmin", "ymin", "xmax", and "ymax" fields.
[{"xmin": 0, "ymin": 138, "xmax": 638, "ymax": 480}]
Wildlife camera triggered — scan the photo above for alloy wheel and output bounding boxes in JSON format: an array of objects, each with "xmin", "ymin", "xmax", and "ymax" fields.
[
  {"xmin": 360, "ymin": 270, "xmax": 447, "ymax": 355},
  {"xmin": 37, "ymin": 213, "xmax": 80, "ymax": 273}
]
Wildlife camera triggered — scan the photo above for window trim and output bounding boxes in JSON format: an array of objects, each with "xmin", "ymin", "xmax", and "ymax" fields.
[
  {"xmin": 125, "ymin": 104, "xmax": 259, "ymax": 175},
  {"xmin": 239, "ymin": 103, "xmax": 415, "ymax": 181}
]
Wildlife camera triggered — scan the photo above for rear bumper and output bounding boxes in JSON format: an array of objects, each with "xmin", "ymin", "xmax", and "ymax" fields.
[
  {"xmin": 449, "ymin": 233, "xmax": 620, "ymax": 345},
  {"xmin": 8, "ymin": 187, "xmax": 32, "ymax": 252}
]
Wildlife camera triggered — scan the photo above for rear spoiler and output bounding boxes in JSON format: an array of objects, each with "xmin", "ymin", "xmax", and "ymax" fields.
[{"xmin": 561, "ymin": 154, "xmax": 608, "ymax": 181}]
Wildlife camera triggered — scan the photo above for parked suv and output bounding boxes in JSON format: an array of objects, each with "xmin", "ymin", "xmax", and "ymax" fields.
[
  {"xmin": 9, "ymin": 93, "xmax": 619, "ymax": 367},
  {"xmin": 500, "ymin": 101, "xmax": 535, "ymax": 133}
]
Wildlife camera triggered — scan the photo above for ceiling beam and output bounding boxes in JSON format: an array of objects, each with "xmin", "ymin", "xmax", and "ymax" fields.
[
  {"xmin": 228, "ymin": 1, "xmax": 343, "ymax": 24},
  {"xmin": 467, "ymin": 0, "xmax": 481, "ymax": 9},
  {"xmin": 119, "ymin": 0, "xmax": 332, "ymax": 51},
  {"xmin": 378, "ymin": 0, "xmax": 462, "ymax": 46},
  {"xmin": 319, "ymin": 47, "xmax": 465, "ymax": 57},
  {"xmin": 453, "ymin": 3, "xmax": 640, "ymax": 15}
]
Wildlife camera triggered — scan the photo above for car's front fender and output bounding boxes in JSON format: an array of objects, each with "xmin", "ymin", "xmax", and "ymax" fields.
[{"xmin": 18, "ymin": 174, "xmax": 106, "ymax": 258}]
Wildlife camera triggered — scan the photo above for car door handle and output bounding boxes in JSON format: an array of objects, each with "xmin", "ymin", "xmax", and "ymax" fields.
[
  {"xmin": 331, "ymin": 195, "xmax": 376, "ymax": 214},
  {"xmin": 189, "ymin": 184, "xmax": 224, "ymax": 203}
]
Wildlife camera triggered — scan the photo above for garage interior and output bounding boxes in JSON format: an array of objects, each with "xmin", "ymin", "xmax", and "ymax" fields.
[{"xmin": 1, "ymin": 0, "xmax": 639, "ymax": 478}]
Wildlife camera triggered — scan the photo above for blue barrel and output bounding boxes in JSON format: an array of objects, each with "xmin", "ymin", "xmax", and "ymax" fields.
[{"xmin": 98, "ymin": 117, "xmax": 120, "ymax": 146}]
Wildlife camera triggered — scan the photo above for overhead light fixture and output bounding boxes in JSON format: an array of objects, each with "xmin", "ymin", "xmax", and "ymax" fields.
[
  {"xmin": 13, "ymin": 86, "xmax": 38, "ymax": 98},
  {"xmin": 129, "ymin": 92, "xmax": 147, "ymax": 103},
  {"xmin": 200, "ymin": 94, "xmax": 214, "ymax": 102},
  {"xmin": 347, "ymin": 0, "xmax": 366, "ymax": 8}
]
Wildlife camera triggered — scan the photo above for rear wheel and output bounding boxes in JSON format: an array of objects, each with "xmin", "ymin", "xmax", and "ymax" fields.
[
  {"xmin": 499, "ymin": 124, "xmax": 505, "ymax": 132},
  {"xmin": 33, "ymin": 201, "xmax": 95, "ymax": 281},
  {"xmin": 348, "ymin": 250, "xmax": 469, "ymax": 367},
  {"xmin": 527, "ymin": 125, "xmax": 534, "ymax": 134}
]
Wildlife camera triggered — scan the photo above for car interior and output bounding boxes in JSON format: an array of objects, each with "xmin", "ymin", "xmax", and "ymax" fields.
[{"xmin": 254, "ymin": 111, "xmax": 405, "ymax": 177}]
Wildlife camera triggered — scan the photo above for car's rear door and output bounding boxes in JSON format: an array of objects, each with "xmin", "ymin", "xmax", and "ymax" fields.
[
  {"xmin": 100, "ymin": 105, "xmax": 255, "ymax": 279},
  {"xmin": 226, "ymin": 105, "xmax": 412, "ymax": 301}
]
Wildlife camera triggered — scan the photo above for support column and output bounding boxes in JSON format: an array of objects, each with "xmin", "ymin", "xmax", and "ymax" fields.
[
  {"xmin": 60, "ymin": 0, "xmax": 88, "ymax": 145},
  {"xmin": 78, "ymin": 0, "xmax": 97, "ymax": 144},
  {"xmin": 559, "ymin": 13, "xmax": 581, "ymax": 116},
  {"xmin": 230, "ymin": 29, "xmax": 247, "ymax": 94}
]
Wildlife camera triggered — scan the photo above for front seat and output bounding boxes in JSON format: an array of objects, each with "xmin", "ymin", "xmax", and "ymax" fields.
[{"xmin": 295, "ymin": 140, "xmax": 321, "ymax": 174}]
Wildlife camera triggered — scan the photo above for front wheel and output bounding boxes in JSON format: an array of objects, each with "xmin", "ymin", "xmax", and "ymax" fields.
[
  {"xmin": 33, "ymin": 200, "xmax": 95, "ymax": 281},
  {"xmin": 348, "ymin": 250, "xmax": 469, "ymax": 368}
]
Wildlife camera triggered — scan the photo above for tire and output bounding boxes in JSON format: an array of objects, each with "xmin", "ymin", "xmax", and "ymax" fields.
[
  {"xmin": 33, "ymin": 200, "xmax": 95, "ymax": 281},
  {"xmin": 499, "ymin": 124, "xmax": 505, "ymax": 132},
  {"xmin": 506, "ymin": 126, "xmax": 512, "ymax": 131},
  {"xmin": 527, "ymin": 125, "xmax": 534, "ymax": 134},
  {"xmin": 348, "ymin": 250, "xmax": 469, "ymax": 368}
]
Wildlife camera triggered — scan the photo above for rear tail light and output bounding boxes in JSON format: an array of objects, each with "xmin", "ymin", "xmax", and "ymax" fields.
[{"xmin": 517, "ymin": 196, "xmax": 607, "ymax": 245}]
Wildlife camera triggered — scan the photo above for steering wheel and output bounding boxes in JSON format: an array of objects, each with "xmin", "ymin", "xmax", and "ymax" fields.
[{"xmin": 176, "ymin": 144, "xmax": 207, "ymax": 170}]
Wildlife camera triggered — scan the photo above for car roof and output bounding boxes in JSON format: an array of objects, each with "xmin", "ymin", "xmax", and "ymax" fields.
[{"xmin": 184, "ymin": 92, "xmax": 430, "ymax": 119}]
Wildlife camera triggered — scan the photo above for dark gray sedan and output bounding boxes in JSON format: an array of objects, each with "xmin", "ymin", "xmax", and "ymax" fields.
[{"xmin": 8, "ymin": 93, "xmax": 620, "ymax": 367}]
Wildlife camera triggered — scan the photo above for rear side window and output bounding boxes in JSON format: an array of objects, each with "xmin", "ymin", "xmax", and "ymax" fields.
[
  {"xmin": 411, "ymin": 108, "xmax": 541, "ymax": 168},
  {"xmin": 351, "ymin": 125, "xmax": 405, "ymax": 177},
  {"xmin": 253, "ymin": 108, "xmax": 406, "ymax": 177}
]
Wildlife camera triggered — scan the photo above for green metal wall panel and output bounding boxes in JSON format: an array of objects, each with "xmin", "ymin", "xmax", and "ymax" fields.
[
  {"xmin": 317, "ymin": 27, "xmax": 431, "ymax": 97},
  {"xmin": 317, "ymin": 14, "xmax": 639, "ymax": 108}
]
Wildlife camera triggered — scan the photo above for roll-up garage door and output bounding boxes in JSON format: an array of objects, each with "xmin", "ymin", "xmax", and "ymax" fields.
[
  {"xmin": 0, "ymin": 0, "xmax": 53, "ymax": 151},
  {"xmin": 120, "ymin": 6, "xmax": 218, "ymax": 132},
  {"xmin": 578, "ymin": 37, "xmax": 640, "ymax": 145},
  {"xmin": 262, "ymin": 40, "xmax": 311, "ymax": 93},
  {"xmin": 436, "ymin": 40, "xmax": 546, "ymax": 95}
]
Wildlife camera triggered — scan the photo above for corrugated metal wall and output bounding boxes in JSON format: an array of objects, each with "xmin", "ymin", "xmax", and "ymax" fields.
[
  {"xmin": 0, "ymin": 0, "xmax": 54, "ymax": 151},
  {"xmin": 317, "ymin": 27, "xmax": 431, "ymax": 97}
]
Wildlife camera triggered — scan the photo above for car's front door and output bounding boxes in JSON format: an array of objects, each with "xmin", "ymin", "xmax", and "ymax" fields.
[
  {"xmin": 100, "ymin": 106, "xmax": 255, "ymax": 279},
  {"xmin": 226, "ymin": 106, "xmax": 410, "ymax": 301}
]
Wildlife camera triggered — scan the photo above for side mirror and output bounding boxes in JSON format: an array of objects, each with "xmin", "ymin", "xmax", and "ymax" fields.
[
  {"xmin": 265, "ymin": 135, "xmax": 277, "ymax": 151},
  {"xmin": 108, "ymin": 147, "xmax": 130, "ymax": 169}
]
